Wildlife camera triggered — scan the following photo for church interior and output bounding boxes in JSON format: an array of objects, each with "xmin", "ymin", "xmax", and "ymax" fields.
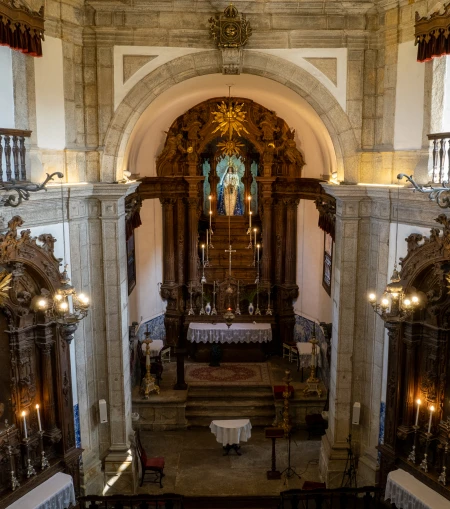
[{"xmin": 1, "ymin": 0, "xmax": 450, "ymax": 508}]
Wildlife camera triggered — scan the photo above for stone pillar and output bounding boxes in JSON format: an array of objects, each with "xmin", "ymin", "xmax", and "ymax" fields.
[
  {"xmin": 284, "ymin": 198, "xmax": 299, "ymax": 285},
  {"xmin": 161, "ymin": 198, "xmax": 176, "ymax": 284}
]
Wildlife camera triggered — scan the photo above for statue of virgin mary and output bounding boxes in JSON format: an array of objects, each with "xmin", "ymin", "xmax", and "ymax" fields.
[{"xmin": 217, "ymin": 162, "xmax": 244, "ymax": 216}]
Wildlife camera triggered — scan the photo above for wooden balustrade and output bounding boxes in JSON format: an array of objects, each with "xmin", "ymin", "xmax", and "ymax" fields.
[
  {"xmin": 78, "ymin": 487, "xmax": 382, "ymax": 509},
  {"xmin": 428, "ymin": 132, "xmax": 450, "ymax": 184},
  {"xmin": 0, "ymin": 128, "xmax": 32, "ymax": 183}
]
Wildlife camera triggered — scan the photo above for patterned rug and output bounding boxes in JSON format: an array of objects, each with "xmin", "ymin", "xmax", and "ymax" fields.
[{"xmin": 185, "ymin": 363, "xmax": 271, "ymax": 386}]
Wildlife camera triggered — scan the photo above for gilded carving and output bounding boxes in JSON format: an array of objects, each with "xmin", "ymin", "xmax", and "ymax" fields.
[{"xmin": 209, "ymin": 4, "xmax": 252, "ymax": 49}]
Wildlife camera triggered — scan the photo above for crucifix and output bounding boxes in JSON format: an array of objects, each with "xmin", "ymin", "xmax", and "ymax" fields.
[{"xmin": 225, "ymin": 244, "xmax": 236, "ymax": 277}]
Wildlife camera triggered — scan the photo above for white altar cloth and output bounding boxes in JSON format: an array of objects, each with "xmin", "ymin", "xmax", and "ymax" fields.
[
  {"xmin": 385, "ymin": 469, "xmax": 450, "ymax": 509},
  {"xmin": 141, "ymin": 339, "xmax": 164, "ymax": 358},
  {"xmin": 187, "ymin": 323, "xmax": 272, "ymax": 344},
  {"xmin": 210, "ymin": 419, "xmax": 252, "ymax": 446},
  {"xmin": 296, "ymin": 342, "xmax": 322, "ymax": 369},
  {"xmin": 6, "ymin": 472, "xmax": 76, "ymax": 509}
]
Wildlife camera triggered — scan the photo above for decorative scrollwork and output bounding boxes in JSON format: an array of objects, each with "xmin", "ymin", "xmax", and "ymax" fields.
[
  {"xmin": 398, "ymin": 173, "xmax": 450, "ymax": 209},
  {"xmin": 0, "ymin": 171, "xmax": 63, "ymax": 208}
]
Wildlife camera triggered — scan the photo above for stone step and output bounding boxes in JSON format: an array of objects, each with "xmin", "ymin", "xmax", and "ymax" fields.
[
  {"xmin": 188, "ymin": 389, "xmax": 273, "ymax": 399},
  {"xmin": 186, "ymin": 407, "xmax": 275, "ymax": 418},
  {"xmin": 188, "ymin": 385, "xmax": 272, "ymax": 394}
]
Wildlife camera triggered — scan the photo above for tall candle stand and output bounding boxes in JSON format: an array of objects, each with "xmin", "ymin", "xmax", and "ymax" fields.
[
  {"xmin": 407, "ymin": 425, "xmax": 419, "ymax": 464},
  {"xmin": 208, "ymin": 228, "xmax": 214, "ymax": 250},
  {"xmin": 255, "ymin": 281, "xmax": 261, "ymax": 315},
  {"xmin": 201, "ymin": 258, "xmax": 206, "ymax": 284},
  {"xmin": 419, "ymin": 433, "xmax": 432, "ymax": 473},
  {"xmin": 188, "ymin": 282, "xmax": 195, "ymax": 315},
  {"xmin": 266, "ymin": 286, "xmax": 272, "ymax": 316},
  {"xmin": 4, "ymin": 423, "xmax": 20, "ymax": 491},
  {"xmin": 140, "ymin": 339, "xmax": 160, "ymax": 398},
  {"xmin": 38, "ymin": 430, "xmax": 50, "ymax": 470},
  {"xmin": 251, "ymin": 243, "xmax": 256, "ymax": 266},
  {"xmin": 205, "ymin": 232, "xmax": 210, "ymax": 267},
  {"xmin": 199, "ymin": 282, "xmax": 206, "ymax": 315},
  {"xmin": 211, "ymin": 281, "xmax": 217, "ymax": 315},
  {"xmin": 439, "ymin": 442, "xmax": 448, "ymax": 485},
  {"xmin": 235, "ymin": 280, "xmax": 241, "ymax": 315},
  {"xmin": 23, "ymin": 438, "xmax": 36, "ymax": 478}
]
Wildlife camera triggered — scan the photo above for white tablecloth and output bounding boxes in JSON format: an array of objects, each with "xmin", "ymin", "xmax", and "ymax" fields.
[
  {"xmin": 6, "ymin": 472, "xmax": 76, "ymax": 509},
  {"xmin": 297, "ymin": 342, "xmax": 322, "ymax": 369},
  {"xmin": 188, "ymin": 323, "xmax": 272, "ymax": 344},
  {"xmin": 385, "ymin": 469, "xmax": 450, "ymax": 509},
  {"xmin": 141, "ymin": 339, "xmax": 164, "ymax": 358},
  {"xmin": 210, "ymin": 419, "xmax": 252, "ymax": 446}
]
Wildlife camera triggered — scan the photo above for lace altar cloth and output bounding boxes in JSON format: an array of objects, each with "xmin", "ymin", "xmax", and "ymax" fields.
[
  {"xmin": 187, "ymin": 323, "xmax": 272, "ymax": 344},
  {"xmin": 6, "ymin": 472, "xmax": 76, "ymax": 509},
  {"xmin": 385, "ymin": 469, "xmax": 450, "ymax": 509},
  {"xmin": 210, "ymin": 419, "xmax": 252, "ymax": 446}
]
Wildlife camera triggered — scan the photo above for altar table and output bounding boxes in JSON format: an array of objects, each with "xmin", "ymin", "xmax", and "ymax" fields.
[
  {"xmin": 385, "ymin": 469, "xmax": 450, "ymax": 509},
  {"xmin": 210, "ymin": 419, "xmax": 252, "ymax": 455},
  {"xmin": 6, "ymin": 472, "xmax": 76, "ymax": 509},
  {"xmin": 187, "ymin": 322, "xmax": 272, "ymax": 344}
]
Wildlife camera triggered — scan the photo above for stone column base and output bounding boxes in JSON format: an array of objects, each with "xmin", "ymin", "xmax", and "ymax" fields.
[
  {"xmin": 104, "ymin": 449, "xmax": 136, "ymax": 495},
  {"xmin": 80, "ymin": 454, "xmax": 103, "ymax": 496},
  {"xmin": 319, "ymin": 431, "xmax": 352, "ymax": 488},
  {"xmin": 358, "ymin": 452, "xmax": 379, "ymax": 486}
]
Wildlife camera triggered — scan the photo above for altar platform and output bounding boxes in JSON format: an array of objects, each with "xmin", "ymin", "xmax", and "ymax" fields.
[{"xmin": 132, "ymin": 358, "xmax": 327, "ymax": 431}]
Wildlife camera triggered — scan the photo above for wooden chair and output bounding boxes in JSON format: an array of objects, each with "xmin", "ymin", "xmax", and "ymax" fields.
[
  {"xmin": 160, "ymin": 345, "xmax": 171, "ymax": 363},
  {"xmin": 135, "ymin": 429, "xmax": 165, "ymax": 488}
]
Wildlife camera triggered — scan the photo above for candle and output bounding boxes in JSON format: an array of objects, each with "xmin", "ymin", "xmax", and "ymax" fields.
[
  {"xmin": 209, "ymin": 210, "xmax": 212, "ymax": 230},
  {"xmin": 36, "ymin": 404, "xmax": 42, "ymax": 431},
  {"xmin": 248, "ymin": 195, "xmax": 251, "ymax": 214},
  {"xmin": 213, "ymin": 280, "xmax": 216, "ymax": 293},
  {"xmin": 249, "ymin": 211, "xmax": 252, "ymax": 229},
  {"xmin": 428, "ymin": 405, "xmax": 435, "ymax": 433},
  {"xmin": 415, "ymin": 399, "xmax": 421, "ymax": 426},
  {"xmin": 206, "ymin": 229, "xmax": 209, "ymax": 248},
  {"xmin": 201, "ymin": 244, "xmax": 205, "ymax": 266},
  {"xmin": 253, "ymin": 228, "xmax": 257, "ymax": 246},
  {"xmin": 22, "ymin": 411, "xmax": 27, "ymax": 439},
  {"xmin": 257, "ymin": 243, "xmax": 260, "ymax": 263},
  {"xmin": 209, "ymin": 194, "xmax": 212, "ymax": 212}
]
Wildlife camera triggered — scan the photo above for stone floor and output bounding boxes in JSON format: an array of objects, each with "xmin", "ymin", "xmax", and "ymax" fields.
[{"xmin": 138, "ymin": 427, "xmax": 322, "ymax": 496}]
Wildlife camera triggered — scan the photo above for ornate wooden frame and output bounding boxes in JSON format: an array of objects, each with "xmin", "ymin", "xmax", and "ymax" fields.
[
  {"xmin": 0, "ymin": 216, "xmax": 81, "ymax": 507},
  {"xmin": 379, "ymin": 214, "xmax": 450, "ymax": 499}
]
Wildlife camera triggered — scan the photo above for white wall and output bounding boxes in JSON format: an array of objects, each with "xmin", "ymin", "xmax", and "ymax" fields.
[
  {"xmin": 393, "ymin": 41, "xmax": 425, "ymax": 150},
  {"xmin": 295, "ymin": 199, "xmax": 332, "ymax": 323},
  {"xmin": 380, "ymin": 222, "xmax": 430, "ymax": 404},
  {"xmin": 34, "ymin": 37, "xmax": 66, "ymax": 150},
  {"xmin": 128, "ymin": 199, "xmax": 165, "ymax": 323},
  {"xmin": 443, "ymin": 56, "xmax": 450, "ymax": 132},
  {"xmin": 0, "ymin": 47, "xmax": 14, "ymax": 129}
]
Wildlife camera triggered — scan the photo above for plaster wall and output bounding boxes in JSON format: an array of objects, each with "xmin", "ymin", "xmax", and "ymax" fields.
[
  {"xmin": 34, "ymin": 36, "xmax": 66, "ymax": 151},
  {"xmin": 295, "ymin": 199, "xmax": 332, "ymax": 323},
  {"xmin": 393, "ymin": 41, "xmax": 425, "ymax": 151},
  {"xmin": 443, "ymin": 56, "xmax": 450, "ymax": 132},
  {"xmin": 0, "ymin": 47, "xmax": 15, "ymax": 129},
  {"xmin": 126, "ymin": 74, "xmax": 336, "ymax": 180},
  {"xmin": 128, "ymin": 198, "xmax": 164, "ymax": 324}
]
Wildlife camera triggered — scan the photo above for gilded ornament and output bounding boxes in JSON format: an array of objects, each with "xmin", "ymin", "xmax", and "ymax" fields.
[
  {"xmin": 211, "ymin": 101, "xmax": 249, "ymax": 139},
  {"xmin": 209, "ymin": 4, "xmax": 252, "ymax": 49}
]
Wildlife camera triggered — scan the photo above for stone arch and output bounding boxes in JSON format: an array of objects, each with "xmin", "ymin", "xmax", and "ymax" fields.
[{"xmin": 102, "ymin": 50, "xmax": 357, "ymax": 183}]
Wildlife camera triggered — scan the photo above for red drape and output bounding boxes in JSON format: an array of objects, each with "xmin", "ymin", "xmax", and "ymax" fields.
[
  {"xmin": 126, "ymin": 210, "xmax": 142, "ymax": 240},
  {"xmin": 0, "ymin": 15, "xmax": 43, "ymax": 57}
]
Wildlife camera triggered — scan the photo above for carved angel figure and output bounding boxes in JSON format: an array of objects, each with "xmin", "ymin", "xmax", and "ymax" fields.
[{"xmin": 158, "ymin": 132, "xmax": 186, "ymax": 163}]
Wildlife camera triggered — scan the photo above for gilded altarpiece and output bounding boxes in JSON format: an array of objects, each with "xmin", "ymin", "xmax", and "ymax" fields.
[{"xmin": 0, "ymin": 217, "xmax": 81, "ymax": 508}]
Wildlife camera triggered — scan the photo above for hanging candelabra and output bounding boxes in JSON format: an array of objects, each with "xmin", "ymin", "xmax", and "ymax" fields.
[
  {"xmin": 211, "ymin": 281, "xmax": 217, "ymax": 315},
  {"xmin": 236, "ymin": 279, "xmax": 241, "ymax": 315},
  {"xmin": 199, "ymin": 282, "xmax": 206, "ymax": 315},
  {"xmin": 188, "ymin": 281, "xmax": 195, "ymax": 315},
  {"xmin": 266, "ymin": 285, "xmax": 272, "ymax": 316},
  {"xmin": 37, "ymin": 178, "xmax": 90, "ymax": 342}
]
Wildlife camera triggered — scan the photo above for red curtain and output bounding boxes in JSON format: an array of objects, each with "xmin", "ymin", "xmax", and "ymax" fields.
[
  {"xmin": 0, "ymin": 16, "xmax": 43, "ymax": 57},
  {"xmin": 416, "ymin": 33, "xmax": 450, "ymax": 62},
  {"xmin": 126, "ymin": 210, "xmax": 142, "ymax": 240}
]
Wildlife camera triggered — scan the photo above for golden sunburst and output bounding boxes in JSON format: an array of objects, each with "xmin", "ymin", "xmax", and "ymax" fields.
[
  {"xmin": 212, "ymin": 101, "xmax": 249, "ymax": 139},
  {"xmin": 0, "ymin": 271, "xmax": 12, "ymax": 307},
  {"xmin": 217, "ymin": 139, "xmax": 245, "ymax": 157}
]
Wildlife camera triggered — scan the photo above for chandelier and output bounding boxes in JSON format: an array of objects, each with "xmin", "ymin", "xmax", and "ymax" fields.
[
  {"xmin": 368, "ymin": 182, "xmax": 420, "ymax": 322},
  {"xmin": 37, "ymin": 178, "xmax": 90, "ymax": 342}
]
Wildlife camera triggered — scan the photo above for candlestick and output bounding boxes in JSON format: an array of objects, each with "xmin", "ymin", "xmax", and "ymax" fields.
[
  {"xmin": 236, "ymin": 280, "xmax": 241, "ymax": 315},
  {"xmin": 254, "ymin": 228, "xmax": 257, "ymax": 246},
  {"xmin": 212, "ymin": 280, "xmax": 217, "ymax": 315},
  {"xmin": 22, "ymin": 411, "xmax": 27, "ymax": 439},
  {"xmin": 188, "ymin": 281, "xmax": 195, "ymax": 315},
  {"xmin": 257, "ymin": 244, "xmax": 260, "ymax": 263},
  {"xmin": 209, "ymin": 210, "xmax": 212, "ymax": 232},
  {"xmin": 415, "ymin": 399, "xmax": 421, "ymax": 426},
  {"xmin": 36, "ymin": 404, "xmax": 42, "ymax": 431},
  {"xmin": 206, "ymin": 232, "xmax": 209, "ymax": 266},
  {"xmin": 249, "ymin": 211, "xmax": 252, "ymax": 229},
  {"xmin": 199, "ymin": 282, "xmax": 206, "ymax": 315},
  {"xmin": 428, "ymin": 405, "xmax": 435, "ymax": 434},
  {"xmin": 202, "ymin": 244, "xmax": 205, "ymax": 266},
  {"xmin": 248, "ymin": 195, "xmax": 251, "ymax": 215}
]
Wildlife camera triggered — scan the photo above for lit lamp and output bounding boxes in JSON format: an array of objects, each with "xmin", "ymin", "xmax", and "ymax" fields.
[{"xmin": 224, "ymin": 307, "xmax": 235, "ymax": 328}]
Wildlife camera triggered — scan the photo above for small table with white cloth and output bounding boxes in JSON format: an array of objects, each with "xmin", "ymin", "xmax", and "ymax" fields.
[
  {"xmin": 296, "ymin": 342, "xmax": 322, "ymax": 381},
  {"xmin": 210, "ymin": 419, "xmax": 252, "ymax": 456},
  {"xmin": 385, "ymin": 469, "xmax": 450, "ymax": 509},
  {"xmin": 6, "ymin": 472, "xmax": 76, "ymax": 509}
]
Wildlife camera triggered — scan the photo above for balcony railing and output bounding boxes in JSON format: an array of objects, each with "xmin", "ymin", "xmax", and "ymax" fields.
[
  {"xmin": 0, "ymin": 128, "xmax": 32, "ymax": 183},
  {"xmin": 78, "ymin": 486, "xmax": 383, "ymax": 509},
  {"xmin": 428, "ymin": 132, "xmax": 450, "ymax": 184}
]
